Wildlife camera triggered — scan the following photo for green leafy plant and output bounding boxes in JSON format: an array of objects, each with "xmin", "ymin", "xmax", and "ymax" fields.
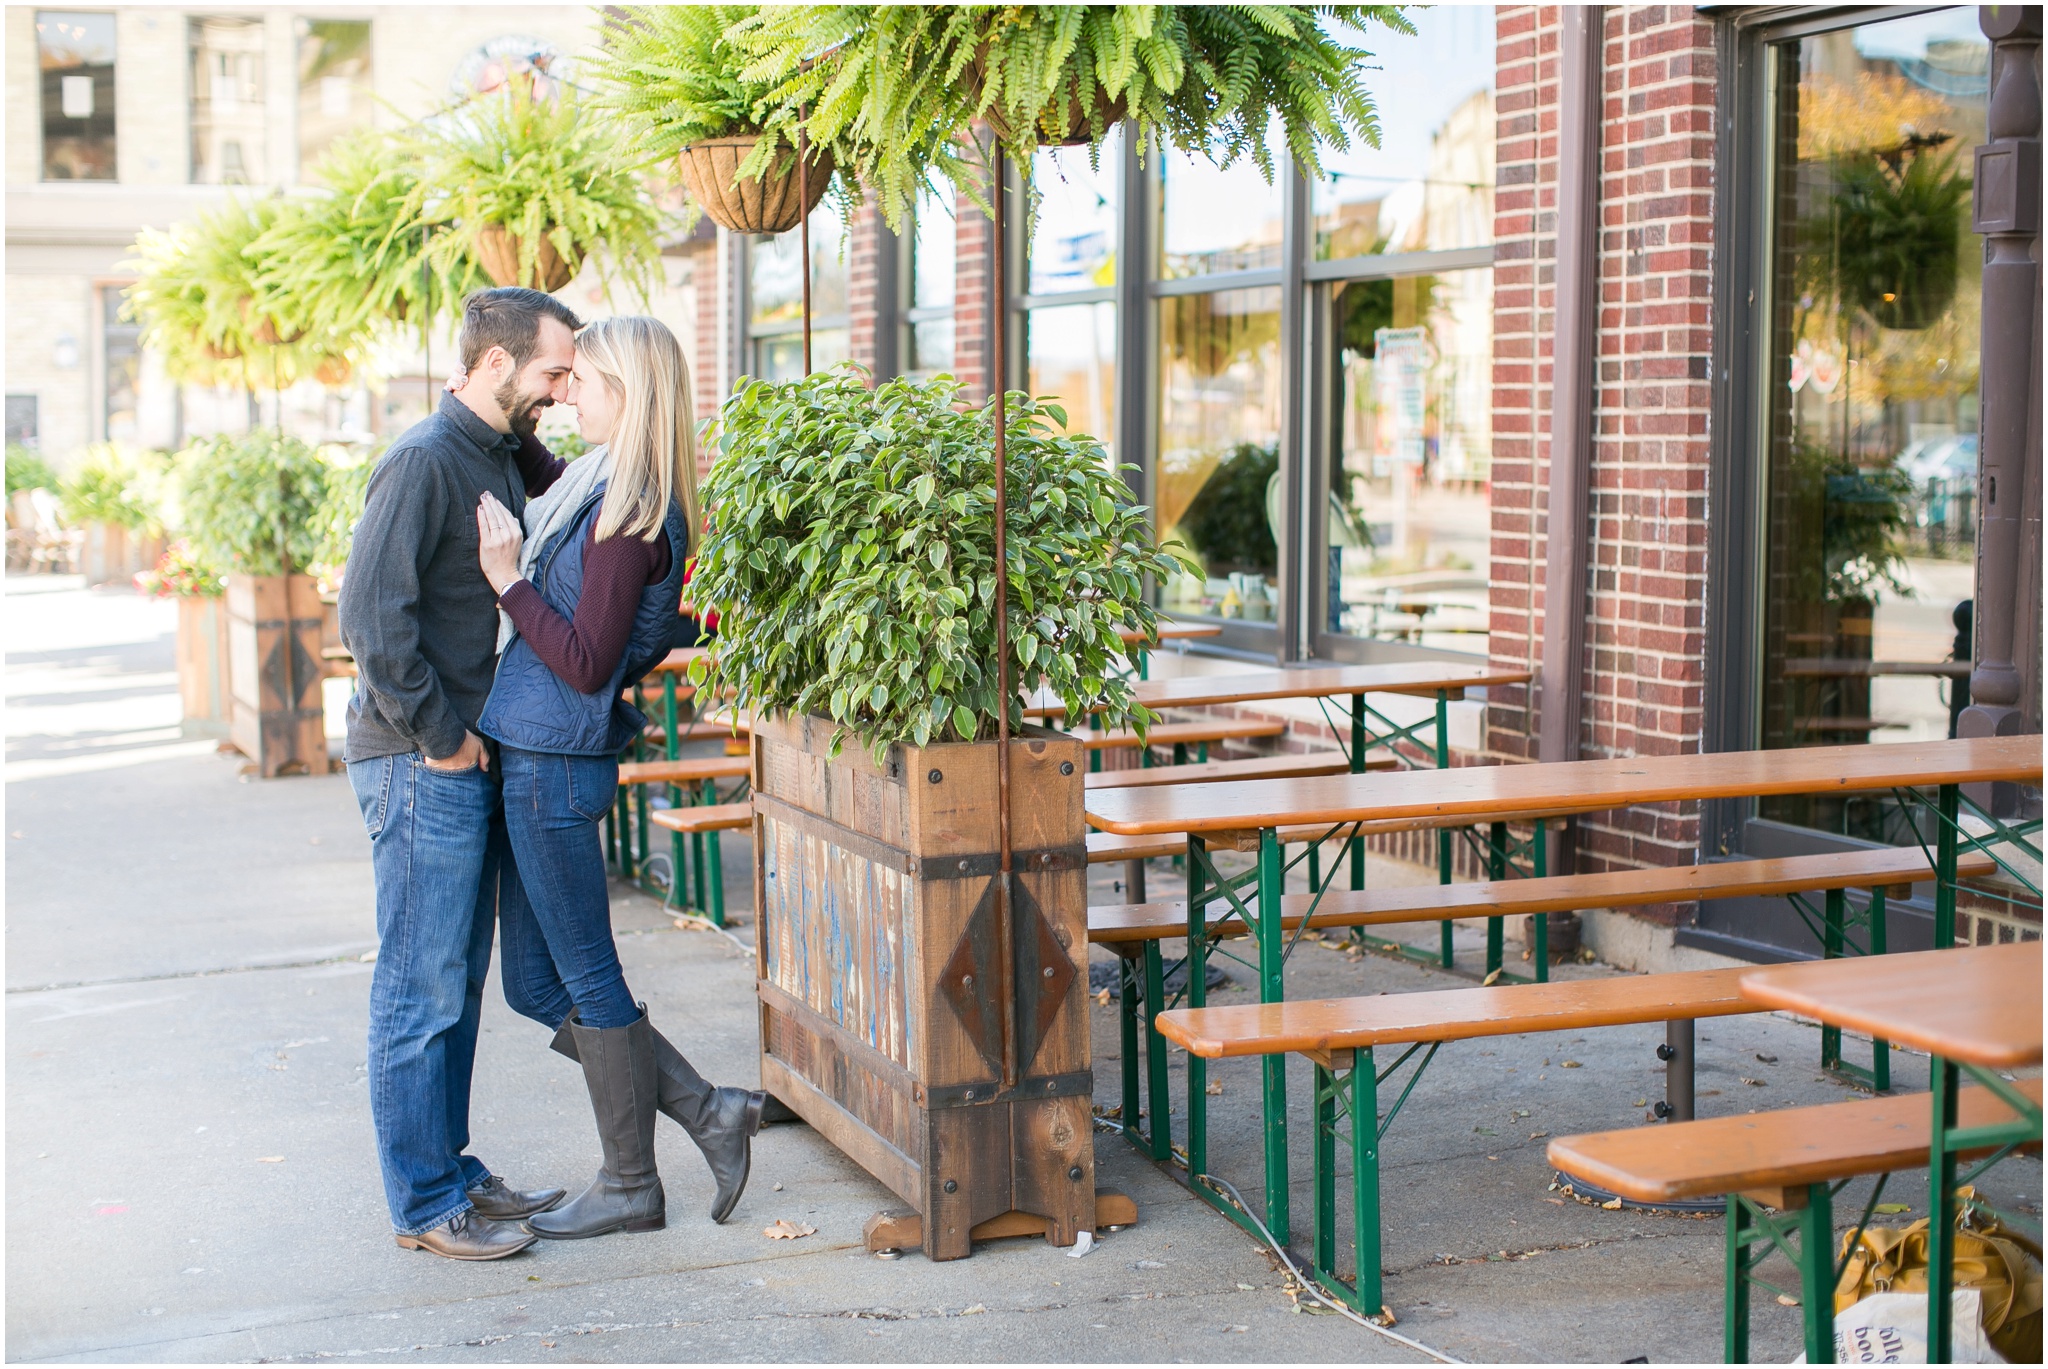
[
  {"xmin": 308, "ymin": 442, "xmax": 381, "ymax": 573},
  {"xmin": 177, "ymin": 431, "xmax": 335, "ymax": 577},
  {"xmin": 57, "ymin": 444, "xmax": 170, "ymax": 534},
  {"xmin": 688, "ymin": 365, "xmax": 1190, "ymax": 757},
  {"xmin": 133, "ymin": 538, "xmax": 225, "ymax": 598},
  {"xmin": 1785, "ymin": 441, "xmax": 1916, "ymax": 603},
  {"xmin": 734, "ymin": 4, "xmax": 1413, "ymax": 228},
  {"xmin": 251, "ymin": 131, "xmax": 486, "ymax": 349},
  {"xmin": 1807, "ymin": 147, "xmax": 1972, "ymax": 331},
  {"xmin": 596, "ymin": 6, "xmax": 796, "ymax": 161},
  {"xmin": 5, "ymin": 445, "xmax": 56, "ymax": 498},
  {"xmin": 1178, "ymin": 441, "xmax": 1277, "ymax": 574},
  {"xmin": 408, "ymin": 73, "xmax": 670, "ymax": 298}
]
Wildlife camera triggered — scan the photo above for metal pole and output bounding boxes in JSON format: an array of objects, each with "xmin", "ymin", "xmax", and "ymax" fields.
[
  {"xmin": 798, "ymin": 110, "xmax": 812, "ymax": 376},
  {"xmin": 991, "ymin": 142, "xmax": 1016, "ymax": 1090}
]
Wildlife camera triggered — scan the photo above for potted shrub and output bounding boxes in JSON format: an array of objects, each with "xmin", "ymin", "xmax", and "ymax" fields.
[
  {"xmin": 1822, "ymin": 147, "xmax": 1972, "ymax": 331},
  {"xmin": 58, "ymin": 443, "xmax": 169, "ymax": 587},
  {"xmin": 734, "ymin": 4, "xmax": 1409, "ymax": 228},
  {"xmin": 686, "ymin": 365, "xmax": 1184, "ymax": 1259},
  {"xmin": 136, "ymin": 539, "xmax": 232, "ymax": 730},
  {"xmin": 596, "ymin": 6, "xmax": 838, "ymax": 235},
  {"xmin": 178, "ymin": 431, "xmax": 337, "ymax": 776},
  {"xmin": 408, "ymin": 72, "xmax": 667, "ymax": 295}
]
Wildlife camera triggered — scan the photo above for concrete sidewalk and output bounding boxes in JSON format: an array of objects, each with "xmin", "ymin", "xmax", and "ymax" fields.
[{"xmin": 7, "ymin": 576, "xmax": 2036, "ymax": 1363}]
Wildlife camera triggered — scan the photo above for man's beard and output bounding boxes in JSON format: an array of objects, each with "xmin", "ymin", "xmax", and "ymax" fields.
[{"xmin": 494, "ymin": 375, "xmax": 549, "ymax": 438}]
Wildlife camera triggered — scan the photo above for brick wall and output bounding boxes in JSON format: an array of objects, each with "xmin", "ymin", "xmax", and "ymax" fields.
[
  {"xmin": 1488, "ymin": 4, "xmax": 1718, "ymax": 882},
  {"xmin": 953, "ymin": 173, "xmax": 997, "ymax": 404},
  {"xmin": 847, "ymin": 198, "xmax": 885, "ymax": 380}
]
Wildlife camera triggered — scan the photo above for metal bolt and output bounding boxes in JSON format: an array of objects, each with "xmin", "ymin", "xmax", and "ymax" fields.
[
  {"xmin": 928, "ymin": 769, "xmax": 943, "ymax": 784},
  {"xmin": 1040, "ymin": 852, "xmax": 1053, "ymax": 866},
  {"xmin": 1656, "ymin": 1044, "xmax": 1676, "ymax": 1061},
  {"xmin": 961, "ymin": 974, "xmax": 973, "ymax": 989},
  {"xmin": 875, "ymin": 1248, "xmax": 902, "ymax": 1260},
  {"xmin": 1068, "ymin": 1165, "xmax": 1084, "ymax": 1181},
  {"xmin": 958, "ymin": 859, "xmax": 970, "ymax": 872},
  {"xmin": 943, "ymin": 1179, "xmax": 958, "ymax": 1194},
  {"xmin": 1043, "ymin": 966, "xmax": 1054, "ymax": 978},
  {"xmin": 962, "ymin": 1089, "xmax": 974, "ymax": 1100},
  {"xmin": 1059, "ymin": 761, "xmax": 1074, "ymax": 775}
]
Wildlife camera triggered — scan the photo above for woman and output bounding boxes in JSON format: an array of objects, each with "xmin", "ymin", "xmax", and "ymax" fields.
[{"xmin": 470, "ymin": 315, "xmax": 766, "ymax": 1239}]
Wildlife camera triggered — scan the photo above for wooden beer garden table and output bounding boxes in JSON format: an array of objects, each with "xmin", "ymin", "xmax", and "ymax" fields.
[
  {"xmin": 1739, "ymin": 942, "xmax": 2043, "ymax": 1363},
  {"xmin": 1115, "ymin": 620, "xmax": 1220, "ymax": 679},
  {"xmin": 1081, "ymin": 734, "xmax": 2045, "ymax": 1244}
]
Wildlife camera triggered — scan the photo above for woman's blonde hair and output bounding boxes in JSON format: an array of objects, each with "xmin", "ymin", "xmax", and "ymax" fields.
[{"xmin": 575, "ymin": 314, "xmax": 700, "ymax": 543}]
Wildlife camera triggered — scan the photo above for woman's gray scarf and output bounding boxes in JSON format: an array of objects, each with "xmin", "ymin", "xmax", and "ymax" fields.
[{"xmin": 496, "ymin": 444, "xmax": 611, "ymax": 656}]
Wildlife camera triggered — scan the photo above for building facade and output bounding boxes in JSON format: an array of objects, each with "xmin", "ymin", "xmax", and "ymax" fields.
[{"xmin": 10, "ymin": 5, "xmax": 2038, "ymax": 964}]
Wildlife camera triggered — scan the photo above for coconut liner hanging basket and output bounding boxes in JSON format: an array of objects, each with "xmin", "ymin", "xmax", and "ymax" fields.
[
  {"xmin": 475, "ymin": 225, "xmax": 577, "ymax": 293},
  {"xmin": 677, "ymin": 134, "xmax": 835, "ymax": 236}
]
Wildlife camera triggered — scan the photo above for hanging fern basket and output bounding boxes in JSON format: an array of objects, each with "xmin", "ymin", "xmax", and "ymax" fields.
[
  {"xmin": 474, "ymin": 225, "xmax": 576, "ymax": 293},
  {"xmin": 677, "ymin": 134, "xmax": 834, "ymax": 235},
  {"xmin": 969, "ymin": 51, "xmax": 1128, "ymax": 149}
]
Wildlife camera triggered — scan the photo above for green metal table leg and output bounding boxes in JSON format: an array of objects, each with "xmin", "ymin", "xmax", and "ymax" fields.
[
  {"xmin": 1934, "ymin": 782, "xmax": 1959, "ymax": 948},
  {"xmin": 1724, "ymin": 1193, "xmax": 1752, "ymax": 1363},
  {"xmin": 1486, "ymin": 821, "xmax": 1507, "ymax": 977},
  {"xmin": 1351, "ymin": 1047, "xmax": 1382, "ymax": 1317},
  {"xmin": 1821, "ymin": 888, "xmax": 1845, "ymax": 1073},
  {"xmin": 1867, "ymin": 889, "xmax": 1890, "ymax": 1090},
  {"xmin": 1435, "ymin": 690, "xmax": 1454, "ymax": 968},
  {"xmin": 1257, "ymin": 827, "xmax": 1290, "ymax": 1244},
  {"xmin": 1186, "ymin": 838, "xmax": 1210, "ymax": 1179},
  {"xmin": 1928, "ymin": 1055, "xmax": 1959, "ymax": 1362},
  {"xmin": 1349, "ymin": 694, "xmax": 1366, "ymax": 892},
  {"xmin": 1118, "ymin": 952, "xmax": 1142, "ymax": 1152},
  {"xmin": 1142, "ymin": 938, "xmax": 1170, "ymax": 1162},
  {"xmin": 1311, "ymin": 1060, "xmax": 1337, "ymax": 1282},
  {"xmin": 1531, "ymin": 819, "xmax": 1549, "ymax": 982},
  {"xmin": 1797, "ymin": 1185, "xmax": 1836, "ymax": 1365}
]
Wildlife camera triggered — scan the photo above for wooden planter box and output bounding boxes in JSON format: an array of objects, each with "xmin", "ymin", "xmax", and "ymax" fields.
[
  {"xmin": 751, "ymin": 713, "xmax": 1095, "ymax": 1261},
  {"xmin": 175, "ymin": 595, "xmax": 234, "ymax": 729},
  {"xmin": 225, "ymin": 573, "xmax": 330, "ymax": 776},
  {"xmin": 81, "ymin": 524, "xmax": 164, "ymax": 587}
]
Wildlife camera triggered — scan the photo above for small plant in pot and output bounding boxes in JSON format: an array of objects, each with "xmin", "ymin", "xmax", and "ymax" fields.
[
  {"xmin": 408, "ymin": 72, "xmax": 668, "ymax": 296},
  {"xmin": 178, "ymin": 431, "xmax": 341, "ymax": 776},
  {"xmin": 59, "ymin": 443, "xmax": 171, "ymax": 587},
  {"xmin": 595, "ymin": 5, "xmax": 839, "ymax": 235},
  {"xmin": 137, "ymin": 539, "xmax": 235, "ymax": 730}
]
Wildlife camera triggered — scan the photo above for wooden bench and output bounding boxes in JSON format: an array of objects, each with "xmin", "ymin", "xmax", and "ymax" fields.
[
  {"xmin": 1083, "ymin": 752, "xmax": 1370, "ymax": 790},
  {"xmin": 617, "ymin": 755, "xmax": 750, "ymax": 787},
  {"xmin": 1148, "ymin": 967, "xmax": 1771, "ymax": 1316},
  {"xmin": 1550, "ymin": 1078, "xmax": 2044, "ymax": 1364},
  {"xmin": 647, "ymin": 802, "xmax": 752, "ymax": 926},
  {"xmin": 1077, "ymin": 718, "xmax": 1287, "ymax": 763}
]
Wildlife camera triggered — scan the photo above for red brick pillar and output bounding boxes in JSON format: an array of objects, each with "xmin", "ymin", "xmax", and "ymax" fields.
[
  {"xmin": 847, "ymin": 196, "xmax": 885, "ymax": 383},
  {"xmin": 954, "ymin": 176, "xmax": 997, "ymax": 405}
]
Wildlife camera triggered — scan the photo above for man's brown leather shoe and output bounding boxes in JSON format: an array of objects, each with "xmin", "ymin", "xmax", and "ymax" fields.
[
  {"xmin": 394, "ymin": 1209, "xmax": 537, "ymax": 1261},
  {"xmin": 467, "ymin": 1175, "xmax": 565, "ymax": 1221}
]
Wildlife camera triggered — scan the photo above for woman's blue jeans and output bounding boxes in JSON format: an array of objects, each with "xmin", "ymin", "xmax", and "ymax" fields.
[
  {"xmin": 349, "ymin": 751, "xmax": 501, "ymax": 1236},
  {"xmin": 496, "ymin": 747, "xmax": 639, "ymax": 1034}
]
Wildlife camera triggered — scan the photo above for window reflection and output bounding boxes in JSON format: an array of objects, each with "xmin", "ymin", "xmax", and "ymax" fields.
[
  {"xmin": 1321, "ymin": 268, "xmax": 1491, "ymax": 650},
  {"xmin": 39, "ymin": 10, "xmax": 117, "ymax": 181},
  {"xmin": 748, "ymin": 203, "xmax": 848, "ymax": 380},
  {"xmin": 1157, "ymin": 288, "xmax": 1283, "ymax": 622},
  {"xmin": 297, "ymin": 19, "xmax": 371, "ymax": 174},
  {"xmin": 1160, "ymin": 123, "xmax": 1284, "ymax": 278},
  {"xmin": 1029, "ymin": 130, "xmax": 1119, "ymax": 295},
  {"xmin": 905, "ymin": 188, "xmax": 955, "ymax": 380},
  {"xmin": 1758, "ymin": 10, "xmax": 1988, "ymax": 837},
  {"xmin": 1025, "ymin": 302, "xmax": 1115, "ymax": 457},
  {"xmin": 1313, "ymin": 7, "xmax": 1494, "ymax": 259},
  {"xmin": 190, "ymin": 15, "xmax": 268, "ymax": 186}
]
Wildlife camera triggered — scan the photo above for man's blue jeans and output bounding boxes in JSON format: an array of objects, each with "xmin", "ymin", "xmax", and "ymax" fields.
[
  {"xmin": 496, "ymin": 747, "xmax": 639, "ymax": 1032},
  {"xmin": 349, "ymin": 751, "xmax": 502, "ymax": 1236}
]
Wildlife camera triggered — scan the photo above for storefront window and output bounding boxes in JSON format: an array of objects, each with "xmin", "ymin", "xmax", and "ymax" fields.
[
  {"xmin": 748, "ymin": 202, "xmax": 849, "ymax": 381},
  {"xmin": 297, "ymin": 19, "xmax": 371, "ymax": 174},
  {"xmin": 1312, "ymin": 7, "xmax": 1494, "ymax": 260},
  {"xmin": 38, "ymin": 11, "xmax": 116, "ymax": 181},
  {"xmin": 1029, "ymin": 130, "xmax": 1119, "ymax": 295},
  {"xmin": 1024, "ymin": 302, "xmax": 1115, "ymax": 455},
  {"xmin": 1756, "ymin": 9, "xmax": 1987, "ymax": 837},
  {"xmin": 1319, "ymin": 267, "xmax": 1492, "ymax": 651},
  {"xmin": 1156, "ymin": 287, "xmax": 1283, "ymax": 623},
  {"xmin": 191, "ymin": 16, "xmax": 267, "ymax": 185},
  {"xmin": 904, "ymin": 188, "xmax": 955, "ymax": 380},
  {"xmin": 103, "ymin": 286, "xmax": 140, "ymax": 442},
  {"xmin": 1160, "ymin": 124, "xmax": 1285, "ymax": 278}
]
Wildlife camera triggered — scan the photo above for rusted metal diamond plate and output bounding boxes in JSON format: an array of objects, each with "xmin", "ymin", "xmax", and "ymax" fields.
[{"xmin": 936, "ymin": 876, "xmax": 1077, "ymax": 1079}]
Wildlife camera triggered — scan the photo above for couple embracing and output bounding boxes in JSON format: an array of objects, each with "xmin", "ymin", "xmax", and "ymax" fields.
[{"xmin": 337, "ymin": 287, "xmax": 764, "ymax": 1261}]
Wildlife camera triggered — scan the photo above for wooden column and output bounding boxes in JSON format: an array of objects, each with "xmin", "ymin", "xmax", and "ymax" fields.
[{"xmin": 1960, "ymin": 5, "xmax": 2044, "ymax": 816}]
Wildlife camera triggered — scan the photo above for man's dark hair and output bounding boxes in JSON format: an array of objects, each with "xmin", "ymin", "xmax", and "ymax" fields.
[{"xmin": 458, "ymin": 287, "xmax": 583, "ymax": 371}]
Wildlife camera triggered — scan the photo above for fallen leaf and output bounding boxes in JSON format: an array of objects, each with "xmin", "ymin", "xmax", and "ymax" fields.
[
  {"xmin": 1874, "ymin": 1203, "xmax": 1912, "ymax": 1215},
  {"xmin": 763, "ymin": 1219, "xmax": 816, "ymax": 1240},
  {"xmin": 359, "ymin": 949, "xmax": 378, "ymax": 963},
  {"xmin": 1633, "ymin": 1098, "xmax": 1649, "ymax": 1107},
  {"xmin": 1511, "ymin": 1109, "xmax": 1530, "ymax": 1119},
  {"xmin": 1544, "ymin": 1197, "xmax": 1565, "ymax": 1206},
  {"xmin": 961, "ymin": 1303, "xmax": 986, "ymax": 1315},
  {"xmin": 256, "ymin": 1156, "xmax": 284, "ymax": 1163},
  {"xmin": 1601, "ymin": 1198, "xmax": 1623, "ymax": 1210},
  {"xmin": 1755, "ymin": 1052, "xmax": 1778, "ymax": 1064},
  {"xmin": 1776, "ymin": 1295, "xmax": 1800, "ymax": 1307},
  {"xmin": 1528, "ymin": 1131, "xmax": 1549, "ymax": 1140},
  {"xmin": 1481, "ymin": 968, "xmax": 1503, "ymax": 986},
  {"xmin": 1223, "ymin": 1324, "xmax": 1248, "ymax": 1333},
  {"xmin": 1740, "ymin": 1077, "xmax": 1767, "ymax": 1087},
  {"xmin": 1095, "ymin": 987, "xmax": 1112, "ymax": 1006},
  {"xmin": 772, "ymin": 1182, "xmax": 784, "ymax": 1191},
  {"xmin": 1205, "ymin": 1081, "xmax": 1224, "ymax": 1095},
  {"xmin": 1560, "ymin": 1060, "xmax": 1582, "ymax": 1069},
  {"xmin": 541, "ymin": 1341, "xmax": 555, "ymax": 1349},
  {"xmin": 1486, "ymin": 1155, "xmax": 1499, "ymax": 1162},
  {"xmin": 1236, "ymin": 1283, "xmax": 1255, "ymax": 1291}
]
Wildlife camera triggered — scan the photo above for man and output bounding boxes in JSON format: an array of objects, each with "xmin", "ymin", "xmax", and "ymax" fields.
[{"xmin": 339, "ymin": 287, "xmax": 580, "ymax": 1261}]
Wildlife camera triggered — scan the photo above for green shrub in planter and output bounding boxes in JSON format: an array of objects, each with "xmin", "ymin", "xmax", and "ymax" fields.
[
  {"xmin": 688, "ymin": 365, "xmax": 1191, "ymax": 758},
  {"xmin": 58, "ymin": 443, "xmax": 170, "ymax": 535},
  {"xmin": 6, "ymin": 445, "xmax": 57, "ymax": 498},
  {"xmin": 177, "ymin": 431, "xmax": 334, "ymax": 577}
]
